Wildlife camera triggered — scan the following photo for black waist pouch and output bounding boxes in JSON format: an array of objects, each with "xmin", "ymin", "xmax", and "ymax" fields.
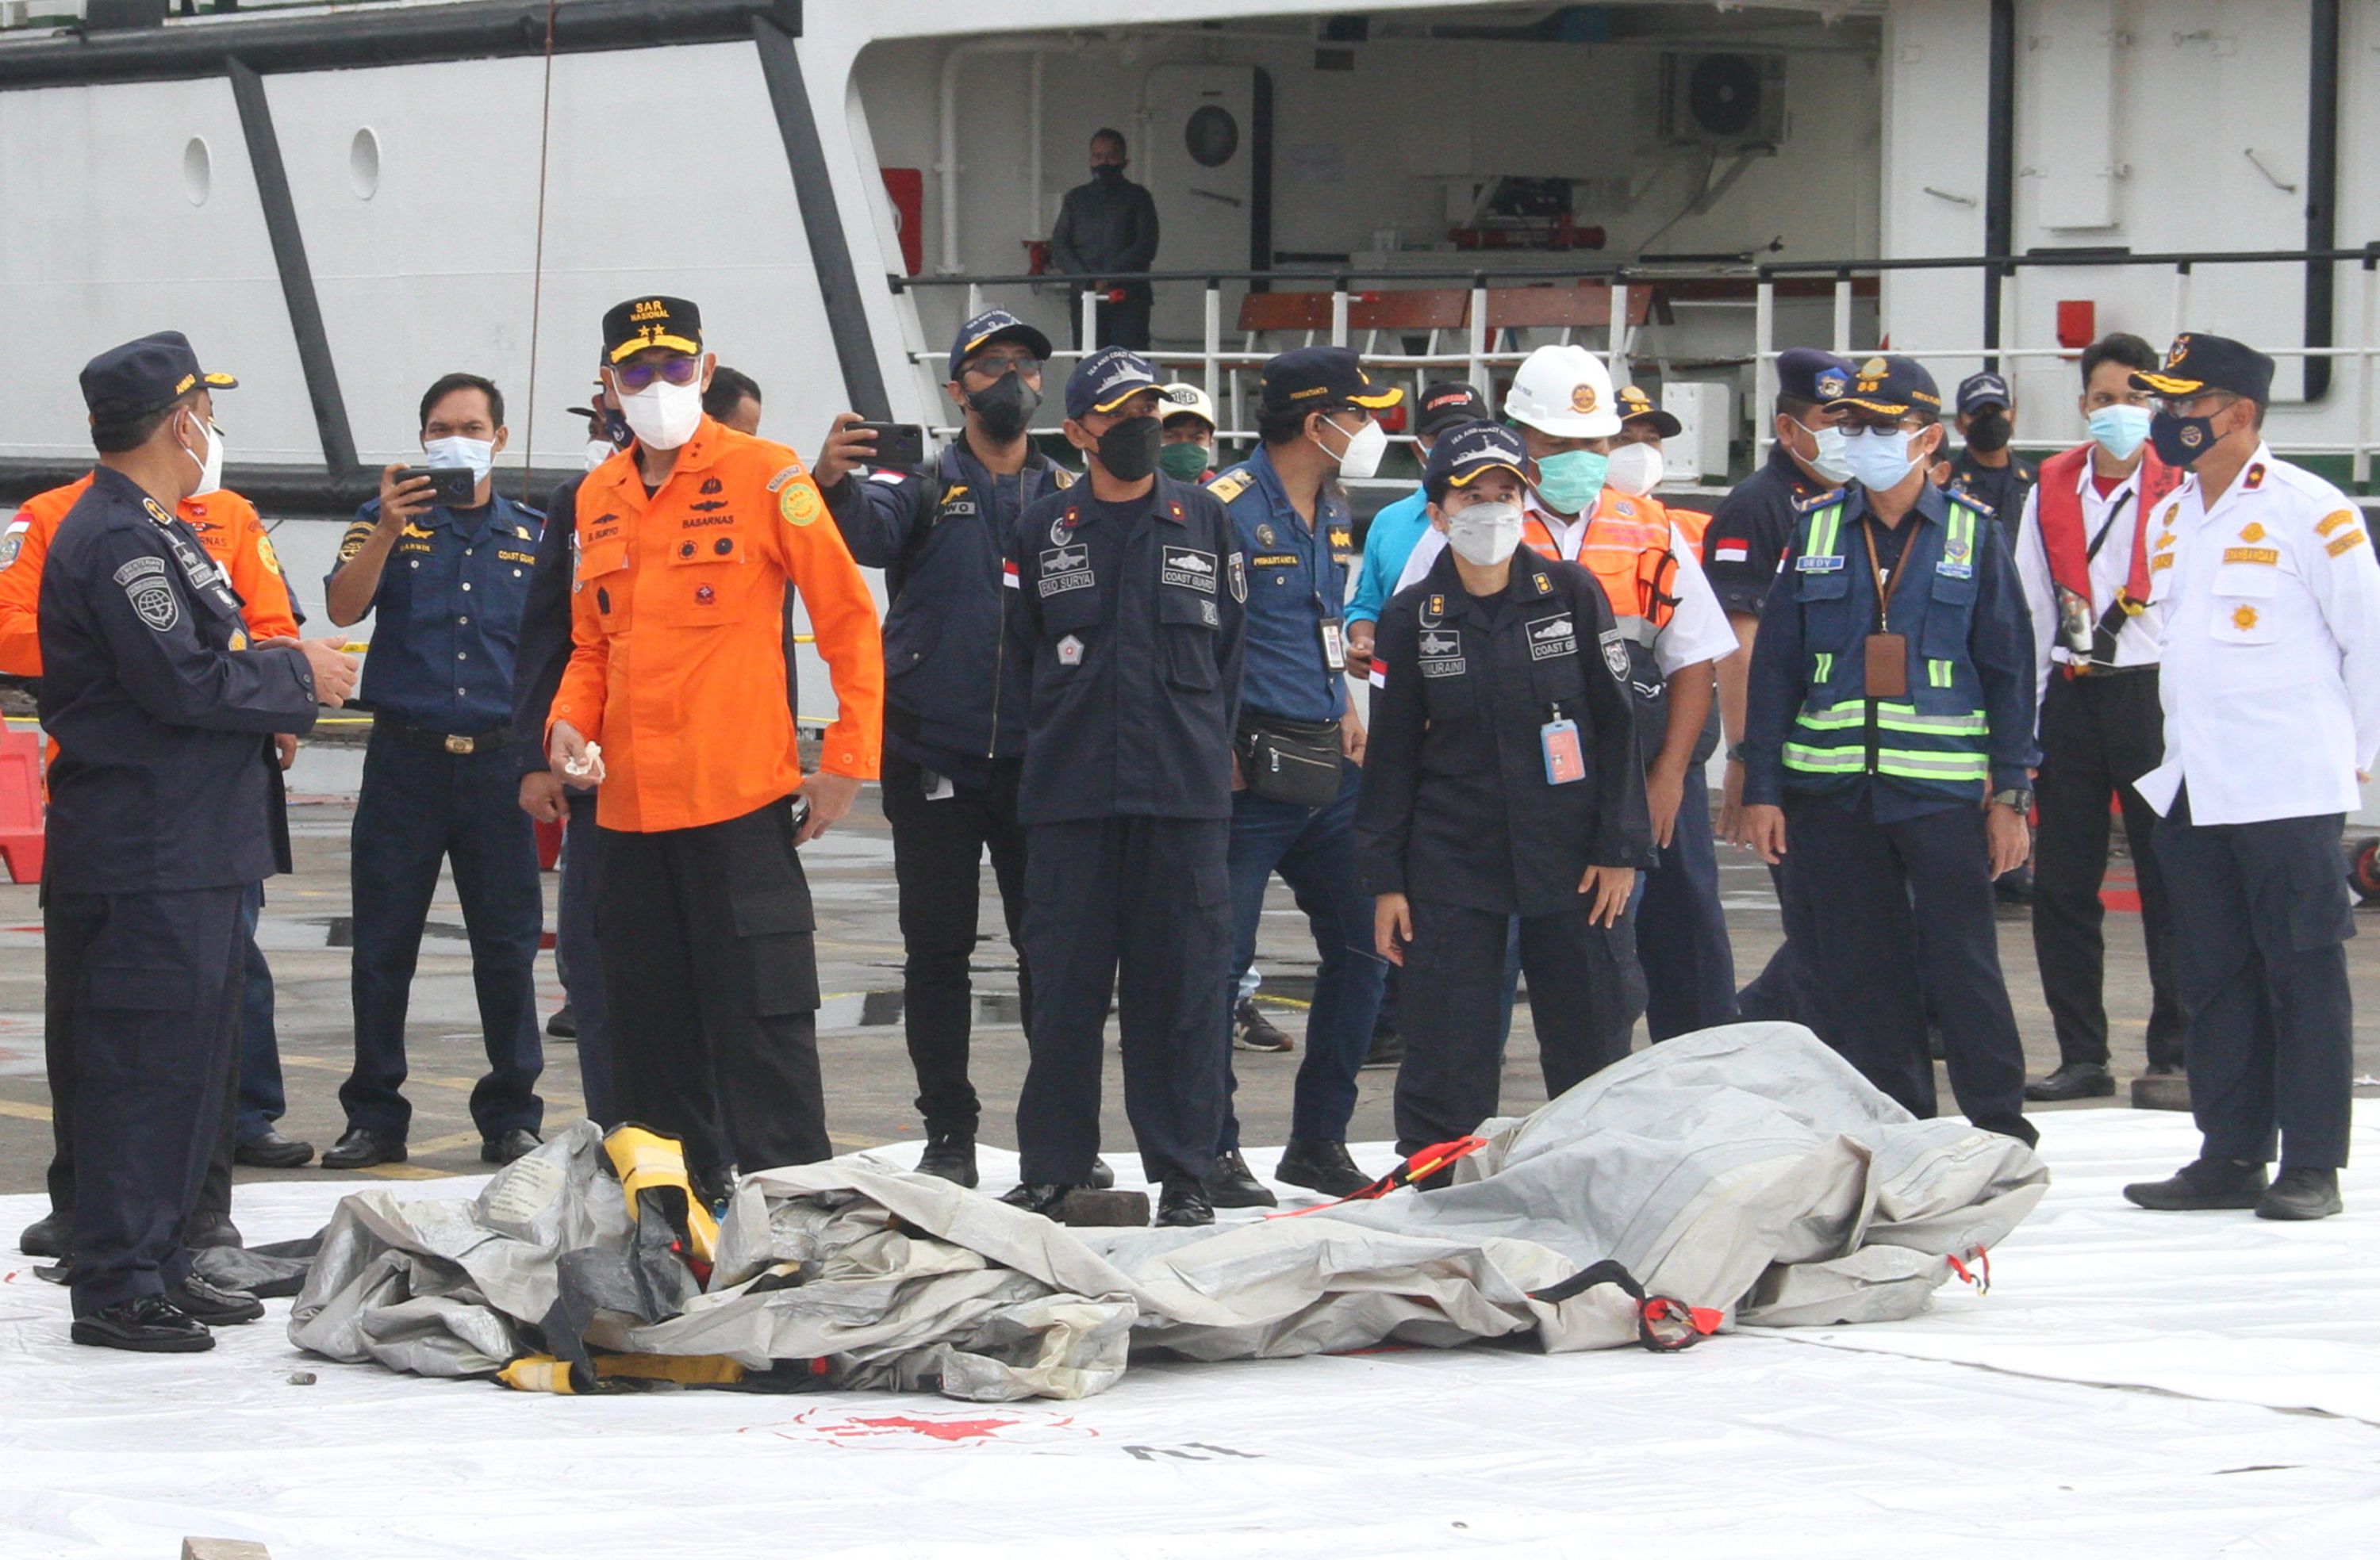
[{"xmin": 1237, "ymin": 714, "xmax": 1343, "ymax": 808}]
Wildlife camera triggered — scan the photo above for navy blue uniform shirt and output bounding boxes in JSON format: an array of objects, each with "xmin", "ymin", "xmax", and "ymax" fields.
[
  {"xmin": 40, "ymin": 467, "xmax": 319, "ymax": 892},
  {"xmin": 332, "ymin": 492, "xmax": 540, "ymax": 734},
  {"xmin": 1699, "ymin": 442, "xmax": 1842, "ymax": 618},
  {"xmin": 1208, "ymin": 443, "xmax": 1351, "ymax": 723},
  {"xmin": 1004, "ymin": 475, "xmax": 1247, "ymax": 824},
  {"xmin": 824, "ymin": 435, "xmax": 1073, "ymax": 784}
]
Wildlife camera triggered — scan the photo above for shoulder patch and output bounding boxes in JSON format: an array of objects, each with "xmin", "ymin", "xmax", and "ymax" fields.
[
  {"xmin": 1050, "ymin": 467, "xmax": 1077, "ymax": 489},
  {"xmin": 1207, "ymin": 469, "xmax": 1253, "ymax": 504},
  {"xmin": 1792, "ymin": 488, "xmax": 1844, "ymax": 513},
  {"xmin": 765, "ymin": 462, "xmax": 807, "ymax": 493},
  {"xmin": 255, "ymin": 535, "xmax": 283, "ymax": 576},
  {"xmin": 780, "ymin": 480, "xmax": 823, "ymax": 527},
  {"xmin": 2318, "ymin": 509, "xmax": 2359, "ymax": 538},
  {"xmin": 113, "ymin": 554, "xmax": 167, "ymax": 587}
]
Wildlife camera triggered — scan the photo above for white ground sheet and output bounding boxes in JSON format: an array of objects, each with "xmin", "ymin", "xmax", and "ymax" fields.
[{"xmin": 4, "ymin": 1104, "xmax": 2378, "ymax": 1558}]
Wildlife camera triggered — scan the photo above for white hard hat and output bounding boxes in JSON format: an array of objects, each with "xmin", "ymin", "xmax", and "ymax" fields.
[
  {"xmin": 1158, "ymin": 381, "xmax": 1217, "ymax": 430},
  {"xmin": 1503, "ymin": 344, "xmax": 1622, "ymax": 439}
]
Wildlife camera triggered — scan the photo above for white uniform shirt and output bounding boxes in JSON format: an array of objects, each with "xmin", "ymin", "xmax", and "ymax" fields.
[
  {"xmin": 2012, "ymin": 455, "xmax": 2170, "ymax": 711},
  {"xmin": 1395, "ymin": 500, "xmax": 1736, "ymax": 677},
  {"xmin": 2136, "ymin": 444, "xmax": 2380, "ymax": 824}
]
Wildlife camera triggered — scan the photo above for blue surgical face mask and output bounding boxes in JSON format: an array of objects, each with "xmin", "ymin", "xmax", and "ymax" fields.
[
  {"xmin": 2087, "ymin": 404, "xmax": 2153, "ymax": 462},
  {"xmin": 1842, "ymin": 426, "xmax": 1926, "ymax": 492},
  {"xmin": 1532, "ymin": 448, "xmax": 1609, "ymax": 516}
]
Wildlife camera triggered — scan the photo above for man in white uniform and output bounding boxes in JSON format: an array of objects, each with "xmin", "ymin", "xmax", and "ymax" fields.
[{"xmin": 2121, "ymin": 333, "xmax": 2380, "ymax": 1221}]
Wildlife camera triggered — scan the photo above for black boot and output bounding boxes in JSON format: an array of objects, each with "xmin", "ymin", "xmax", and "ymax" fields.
[
  {"xmin": 2256, "ymin": 1167, "xmax": 2343, "ymax": 1221},
  {"xmin": 2025, "ymin": 1061, "xmax": 2115, "ymax": 1102},
  {"xmin": 1203, "ymin": 1148, "xmax": 1276, "ymax": 1209},
  {"xmin": 916, "ymin": 1131, "xmax": 979, "ymax": 1189},
  {"xmin": 18, "ymin": 1209, "xmax": 68, "ymax": 1259},
  {"xmin": 997, "ymin": 1182, "xmax": 1081, "ymax": 1218},
  {"xmin": 1274, "ymin": 1138, "xmax": 1370, "ymax": 1198},
  {"xmin": 2123, "ymin": 1156, "xmax": 2268, "ymax": 1211},
  {"xmin": 183, "ymin": 1209, "xmax": 243, "ymax": 1250},
  {"xmin": 1157, "ymin": 1177, "xmax": 1215, "ymax": 1228}
]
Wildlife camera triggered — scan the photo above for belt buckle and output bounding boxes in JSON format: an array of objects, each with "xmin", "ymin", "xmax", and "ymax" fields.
[{"xmin": 443, "ymin": 734, "xmax": 474, "ymax": 755}]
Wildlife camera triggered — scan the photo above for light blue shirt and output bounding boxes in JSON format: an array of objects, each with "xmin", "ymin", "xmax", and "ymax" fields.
[{"xmin": 1347, "ymin": 488, "xmax": 1432, "ymax": 627}]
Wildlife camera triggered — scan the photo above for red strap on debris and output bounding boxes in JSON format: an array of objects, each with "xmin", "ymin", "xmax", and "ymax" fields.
[
  {"xmin": 1944, "ymin": 1247, "xmax": 1991, "ymax": 1294},
  {"xmin": 1268, "ymin": 1136, "xmax": 1491, "ymax": 1219}
]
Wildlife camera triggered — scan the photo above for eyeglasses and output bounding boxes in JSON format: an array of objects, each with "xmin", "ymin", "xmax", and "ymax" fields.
[
  {"xmin": 1838, "ymin": 417, "xmax": 1923, "ymax": 437},
  {"xmin": 962, "ymin": 354, "xmax": 1042, "ymax": 383},
  {"xmin": 2160, "ymin": 392, "xmax": 2236, "ymax": 417},
  {"xmin": 612, "ymin": 357, "xmax": 702, "ymax": 393}
]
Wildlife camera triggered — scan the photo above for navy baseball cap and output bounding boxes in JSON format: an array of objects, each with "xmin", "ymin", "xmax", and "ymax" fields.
[
  {"xmin": 2132, "ymin": 332, "xmax": 2275, "ymax": 404},
  {"xmin": 603, "ymin": 295, "xmax": 701, "ymax": 363},
  {"xmin": 1065, "ymin": 346, "xmax": 1161, "ymax": 420},
  {"xmin": 1257, "ymin": 346, "xmax": 1403, "ymax": 417},
  {"xmin": 1956, "ymin": 371, "xmax": 2012, "ymax": 414},
  {"xmin": 947, "ymin": 308, "xmax": 1052, "ymax": 380},
  {"xmin": 1776, "ymin": 347, "xmax": 1856, "ymax": 406},
  {"xmin": 1617, "ymin": 384, "xmax": 1683, "ymax": 438},
  {"xmin": 1422, "ymin": 420, "xmax": 1528, "ymax": 496},
  {"xmin": 79, "ymin": 332, "xmax": 236, "ymax": 426},
  {"xmin": 1415, "ymin": 380, "xmax": 1490, "ymax": 437},
  {"xmin": 1825, "ymin": 354, "xmax": 1943, "ymax": 420}
]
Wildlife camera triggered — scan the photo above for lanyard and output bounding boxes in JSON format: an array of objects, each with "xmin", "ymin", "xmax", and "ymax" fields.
[{"xmin": 1859, "ymin": 514, "xmax": 1914, "ymax": 633}]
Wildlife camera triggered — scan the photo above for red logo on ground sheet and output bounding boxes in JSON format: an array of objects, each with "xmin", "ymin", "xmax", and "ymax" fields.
[{"xmin": 747, "ymin": 1409, "xmax": 1095, "ymax": 1448}]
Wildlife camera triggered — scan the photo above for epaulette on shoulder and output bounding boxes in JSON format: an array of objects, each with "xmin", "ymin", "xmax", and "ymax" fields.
[
  {"xmin": 1945, "ymin": 488, "xmax": 1997, "ymax": 523},
  {"xmin": 1050, "ymin": 466, "xmax": 1077, "ymax": 489},
  {"xmin": 1207, "ymin": 467, "xmax": 1254, "ymax": 504},
  {"xmin": 1792, "ymin": 487, "xmax": 1845, "ymax": 514}
]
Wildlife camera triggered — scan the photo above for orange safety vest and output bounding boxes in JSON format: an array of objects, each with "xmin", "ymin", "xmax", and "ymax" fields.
[
  {"xmin": 1526, "ymin": 489, "xmax": 1680, "ymax": 643},
  {"xmin": 0, "ymin": 474, "xmax": 301, "ymax": 677},
  {"xmin": 550, "ymin": 416, "xmax": 884, "ymax": 833}
]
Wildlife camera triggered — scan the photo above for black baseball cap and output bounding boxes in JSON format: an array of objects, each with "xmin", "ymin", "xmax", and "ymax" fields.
[
  {"xmin": 1414, "ymin": 381, "xmax": 1489, "ymax": 437},
  {"xmin": 1825, "ymin": 354, "xmax": 1943, "ymax": 420},
  {"xmin": 1422, "ymin": 420, "xmax": 1528, "ymax": 496},
  {"xmin": 79, "ymin": 332, "xmax": 236, "ymax": 426},
  {"xmin": 948, "ymin": 309, "xmax": 1052, "ymax": 379},
  {"xmin": 603, "ymin": 296, "xmax": 703, "ymax": 364},
  {"xmin": 1617, "ymin": 384, "xmax": 1683, "ymax": 438},
  {"xmin": 2131, "ymin": 332, "xmax": 2275, "ymax": 404},
  {"xmin": 1257, "ymin": 346, "xmax": 1403, "ymax": 418},
  {"xmin": 1065, "ymin": 346, "xmax": 1162, "ymax": 420},
  {"xmin": 1777, "ymin": 347, "xmax": 1856, "ymax": 406},
  {"xmin": 1955, "ymin": 371, "xmax": 2012, "ymax": 414}
]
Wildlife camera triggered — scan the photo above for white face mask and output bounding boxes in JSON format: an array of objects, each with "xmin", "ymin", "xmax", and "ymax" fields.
[
  {"xmin": 1445, "ymin": 499, "xmax": 1524, "ymax": 566},
  {"xmin": 1316, "ymin": 414, "xmax": 1388, "ymax": 481},
  {"xmin": 423, "ymin": 435, "xmax": 495, "ymax": 484},
  {"xmin": 182, "ymin": 411, "xmax": 224, "ymax": 497},
  {"xmin": 616, "ymin": 378, "xmax": 704, "ymax": 451},
  {"xmin": 1793, "ymin": 418, "xmax": 1853, "ymax": 485},
  {"xmin": 585, "ymin": 439, "xmax": 617, "ymax": 473},
  {"xmin": 1604, "ymin": 442, "xmax": 1664, "ymax": 497}
]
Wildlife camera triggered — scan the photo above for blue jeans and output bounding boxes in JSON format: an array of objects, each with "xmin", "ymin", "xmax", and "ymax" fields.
[
  {"xmin": 1219, "ymin": 761, "xmax": 1388, "ymax": 1148},
  {"xmin": 233, "ymin": 882, "xmax": 286, "ymax": 1144}
]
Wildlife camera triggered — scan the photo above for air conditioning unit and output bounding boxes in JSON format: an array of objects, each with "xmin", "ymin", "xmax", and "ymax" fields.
[{"xmin": 1658, "ymin": 52, "xmax": 1787, "ymax": 148}]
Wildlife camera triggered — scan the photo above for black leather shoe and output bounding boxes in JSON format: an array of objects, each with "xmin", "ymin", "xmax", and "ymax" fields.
[
  {"xmin": 234, "ymin": 1129, "xmax": 314, "ymax": 1169},
  {"xmin": 71, "ymin": 1296, "xmax": 213, "ymax": 1353},
  {"xmin": 546, "ymin": 1003, "xmax": 577, "ymax": 1041},
  {"xmin": 482, "ymin": 1128, "xmax": 542, "ymax": 1165},
  {"xmin": 1234, "ymin": 998, "xmax": 1294, "ymax": 1053},
  {"xmin": 2025, "ymin": 1061, "xmax": 2116, "ymax": 1102},
  {"xmin": 1203, "ymin": 1148, "xmax": 1277, "ymax": 1209},
  {"xmin": 997, "ymin": 1182, "xmax": 1081, "ymax": 1218},
  {"xmin": 2130, "ymin": 1067, "xmax": 2191, "ymax": 1113},
  {"xmin": 2124, "ymin": 1156, "xmax": 2269, "ymax": 1211},
  {"xmin": 184, "ymin": 1209, "xmax": 243, "ymax": 1250},
  {"xmin": 18, "ymin": 1209, "xmax": 68, "ymax": 1259},
  {"xmin": 166, "ymin": 1274, "xmax": 264, "ymax": 1327},
  {"xmin": 322, "ymin": 1128, "xmax": 406, "ymax": 1171},
  {"xmin": 1361, "ymin": 1029, "xmax": 1404, "ymax": 1069},
  {"xmin": 1156, "ymin": 1177, "xmax": 1215, "ymax": 1228},
  {"xmin": 1088, "ymin": 1156, "xmax": 1117, "ymax": 1190},
  {"xmin": 1275, "ymin": 1137, "xmax": 1371, "ymax": 1198},
  {"xmin": 916, "ymin": 1131, "xmax": 979, "ymax": 1189},
  {"xmin": 2256, "ymin": 1167, "xmax": 2343, "ymax": 1221}
]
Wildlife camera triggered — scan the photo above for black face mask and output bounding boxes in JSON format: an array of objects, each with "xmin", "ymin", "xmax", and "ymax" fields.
[
  {"xmin": 2149, "ymin": 408, "xmax": 2221, "ymax": 468},
  {"xmin": 965, "ymin": 370, "xmax": 1042, "ymax": 443},
  {"xmin": 1092, "ymin": 163, "xmax": 1125, "ymax": 183},
  {"xmin": 1094, "ymin": 415, "xmax": 1162, "ymax": 481},
  {"xmin": 1965, "ymin": 409, "xmax": 2012, "ymax": 454}
]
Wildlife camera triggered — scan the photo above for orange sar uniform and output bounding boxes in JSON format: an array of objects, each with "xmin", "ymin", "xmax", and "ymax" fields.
[{"xmin": 543, "ymin": 415, "xmax": 883, "ymax": 1178}]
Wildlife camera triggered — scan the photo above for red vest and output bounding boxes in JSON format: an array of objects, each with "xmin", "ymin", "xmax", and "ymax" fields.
[{"xmin": 2035, "ymin": 443, "xmax": 2182, "ymax": 618}]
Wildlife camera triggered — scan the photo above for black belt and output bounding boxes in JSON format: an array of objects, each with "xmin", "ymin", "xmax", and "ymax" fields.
[
  {"xmin": 2059, "ymin": 660, "xmax": 2159, "ymax": 682},
  {"xmin": 377, "ymin": 717, "xmax": 514, "ymax": 755}
]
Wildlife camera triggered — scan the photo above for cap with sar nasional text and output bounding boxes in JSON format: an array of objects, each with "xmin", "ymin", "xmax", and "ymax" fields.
[
  {"xmin": 1617, "ymin": 385, "xmax": 1683, "ymax": 438},
  {"xmin": 1825, "ymin": 355, "xmax": 1941, "ymax": 420},
  {"xmin": 1415, "ymin": 380, "xmax": 1490, "ymax": 437},
  {"xmin": 1955, "ymin": 371, "xmax": 2012, "ymax": 415},
  {"xmin": 1422, "ymin": 420, "xmax": 1528, "ymax": 496},
  {"xmin": 1257, "ymin": 347, "xmax": 1403, "ymax": 418},
  {"xmin": 2130, "ymin": 332, "xmax": 2275, "ymax": 404},
  {"xmin": 1065, "ymin": 346, "xmax": 1162, "ymax": 420},
  {"xmin": 948, "ymin": 308, "xmax": 1053, "ymax": 380},
  {"xmin": 602, "ymin": 296, "xmax": 703, "ymax": 364},
  {"xmin": 79, "ymin": 332, "xmax": 237, "ymax": 426}
]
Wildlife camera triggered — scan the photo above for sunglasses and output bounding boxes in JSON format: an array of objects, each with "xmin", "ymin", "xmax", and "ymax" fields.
[{"xmin": 612, "ymin": 357, "xmax": 702, "ymax": 393}]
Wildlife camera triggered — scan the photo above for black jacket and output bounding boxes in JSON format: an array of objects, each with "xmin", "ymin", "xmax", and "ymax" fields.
[
  {"xmin": 823, "ymin": 438, "xmax": 1072, "ymax": 784},
  {"xmin": 1051, "ymin": 173, "xmax": 1160, "ymax": 300},
  {"xmin": 511, "ymin": 474, "xmax": 583, "ymax": 776},
  {"xmin": 39, "ymin": 467, "xmax": 318, "ymax": 892},
  {"xmin": 1357, "ymin": 550, "xmax": 1650, "ymax": 918}
]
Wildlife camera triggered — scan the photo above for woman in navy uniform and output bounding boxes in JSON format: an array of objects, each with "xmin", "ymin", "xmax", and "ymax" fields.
[
  {"xmin": 1357, "ymin": 423, "xmax": 1649, "ymax": 1157},
  {"xmin": 39, "ymin": 334, "xmax": 355, "ymax": 1351}
]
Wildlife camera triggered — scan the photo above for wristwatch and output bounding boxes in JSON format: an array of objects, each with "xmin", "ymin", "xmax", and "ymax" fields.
[
  {"xmin": 1990, "ymin": 788, "xmax": 2035, "ymax": 814},
  {"xmin": 1726, "ymin": 742, "xmax": 1749, "ymax": 765}
]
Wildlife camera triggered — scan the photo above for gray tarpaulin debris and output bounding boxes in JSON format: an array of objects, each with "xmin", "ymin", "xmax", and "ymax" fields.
[{"xmin": 290, "ymin": 1023, "xmax": 2048, "ymax": 1401}]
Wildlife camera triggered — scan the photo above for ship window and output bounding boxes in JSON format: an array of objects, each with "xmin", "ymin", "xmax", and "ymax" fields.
[
  {"xmin": 182, "ymin": 137, "xmax": 210, "ymax": 206},
  {"xmin": 1184, "ymin": 105, "xmax": 1238, "ymax": 169},
  {"xmin": 350, "ymin": 128, "xmax": 382, "ymax": 201}
]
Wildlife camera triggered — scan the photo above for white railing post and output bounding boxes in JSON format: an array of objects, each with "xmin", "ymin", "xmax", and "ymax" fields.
[
  {"xmin": 1752, "ymin": 274, "xmax": 1776, "ymax": 470},
  {"xmin": 2358, "ymin": 257, "xmax": 2377, "ymax": 489},
  {"xmin": 1833, "ymin": 274, "xmax": 1853, "ymax": 355},
  {"xmin": 1468, "ymin": 278, "xmax": 1490, "ymax": 393},
  {"xmin": 1997, "ymin": 268, "xmax": 2019, "ymax": 380},
  {"xmin": 1203, "ymin": 280, "xmax": 1222, "ymax": 403},
  {"xmin": 1080, "ymin": 285, "xmax": 1099, "ymax": 355},
  {"xmin": 1330, "ymin": 280, "xmax": 1350, "ymax": 348},
  {"xmin": 966, "ymin": 282, "xmax": 985, "ymax": 318},
  {"xmin": 1609, "ymin": 280, "xmax": 1631, "ymax": 386}
]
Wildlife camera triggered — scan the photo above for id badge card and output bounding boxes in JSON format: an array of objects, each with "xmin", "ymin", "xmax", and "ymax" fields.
[
  {"xmin": 923, "ymin": 767, "xmax": 956, "ymax": 803},
  {"xmin": 1864, "ymin": 633, "xmax": 1909, "ymax": 698},
  {"xmin": 1541, "ymin": 718, "xmax": 1586, "ymax": 785},
  {"xmin": 1320, "ymin": 615, "xmax": 1346, "ymax": 672}
]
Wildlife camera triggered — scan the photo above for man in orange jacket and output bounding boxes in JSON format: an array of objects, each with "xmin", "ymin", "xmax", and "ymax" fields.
[
  {"xmin": 1, "ymin": 473, "xmax": 314, "ymax": 1264},
  {"xmin": 543, "ymin": 296, "xmax": 882, "ymax": 1192}
]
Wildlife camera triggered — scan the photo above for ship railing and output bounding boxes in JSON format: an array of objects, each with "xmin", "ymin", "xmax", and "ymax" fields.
[{"xmin": 892, "ymin": 243, "xmax": 2380, "ymax": 492}]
